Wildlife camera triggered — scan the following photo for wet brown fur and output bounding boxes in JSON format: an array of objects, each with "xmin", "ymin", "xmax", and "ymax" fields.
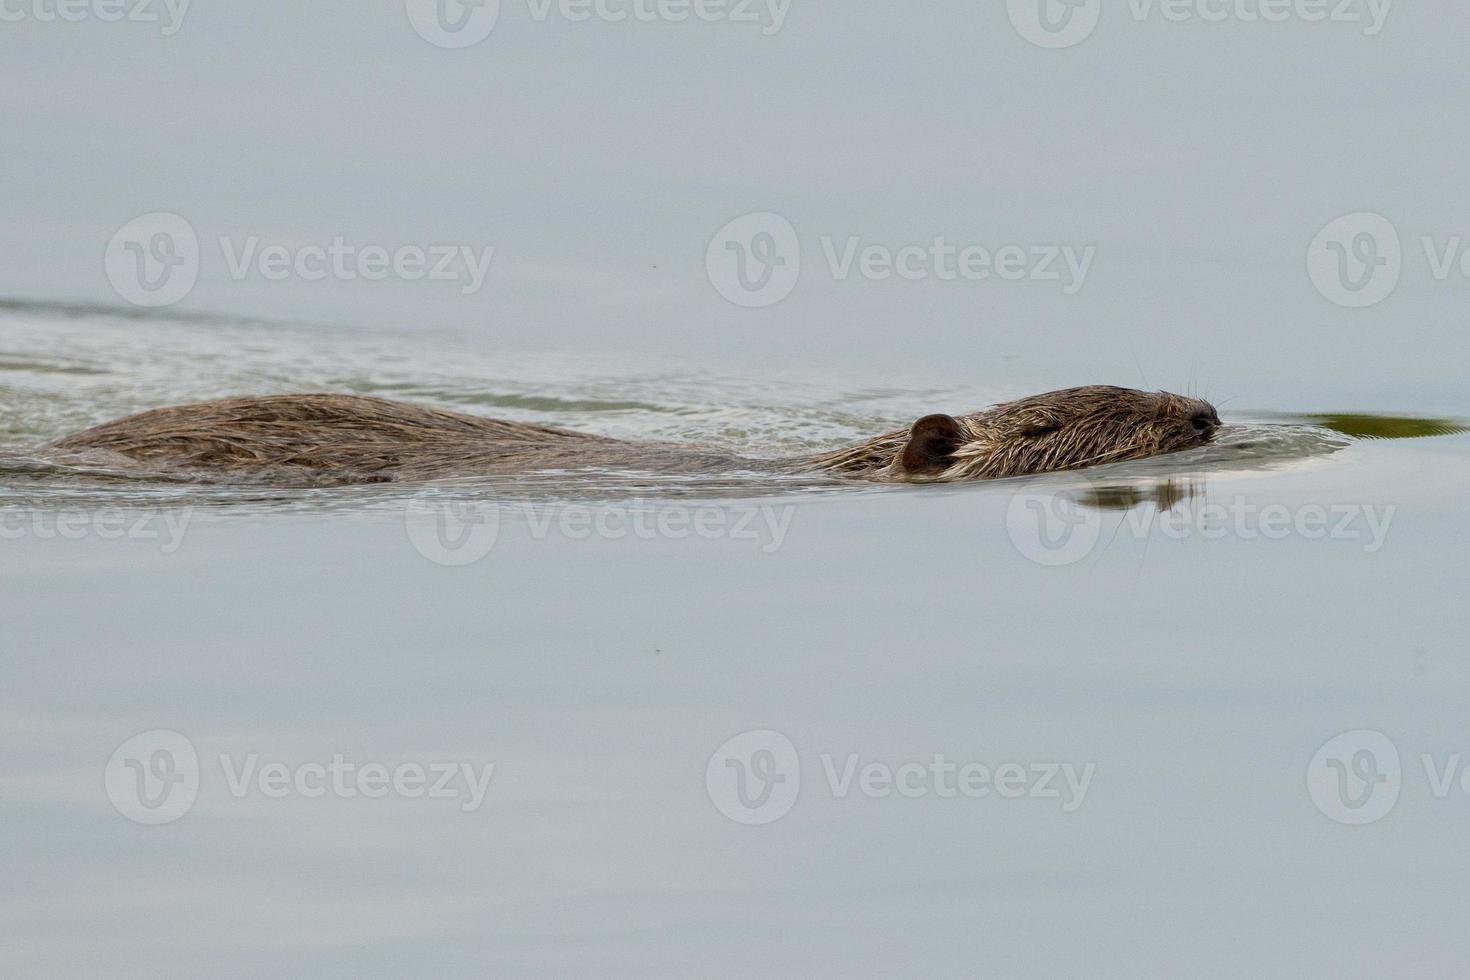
[
  {"xmin": 50, "ymin": 386, "xmax": 1220, "ymax": 485},
  {"xmin": 811, "ymin": 385, "xmax": 1220, "ymax": 482}
]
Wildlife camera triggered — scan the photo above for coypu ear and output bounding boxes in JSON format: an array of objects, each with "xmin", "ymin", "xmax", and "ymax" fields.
[{"xmin": 898, "ymin": 414, "xmax": 962, "ymax": 475}]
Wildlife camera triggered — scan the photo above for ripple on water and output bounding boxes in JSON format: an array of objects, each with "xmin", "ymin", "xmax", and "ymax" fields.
[{"xmin": 0, "ymin": 299, "xmax": 1456, "ymax": 515}]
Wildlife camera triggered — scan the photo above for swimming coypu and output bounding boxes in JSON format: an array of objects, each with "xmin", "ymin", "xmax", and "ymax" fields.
[{"xmin": 50, "ymin": 385, "xmax": 1221, "ymax": 485}]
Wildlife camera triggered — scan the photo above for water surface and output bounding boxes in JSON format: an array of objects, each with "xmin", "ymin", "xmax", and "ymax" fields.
[{"xmin": 4, "ymin": 304, "xmax": 1470, "ymax": 978}]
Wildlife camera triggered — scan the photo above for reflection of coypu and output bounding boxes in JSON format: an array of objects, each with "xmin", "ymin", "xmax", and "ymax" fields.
[
  {"xmin": 1075, "ymin": 479, "xmax": 1202, "ymax": 513},
  {"xmin": 52, "ymin": 385, "xmax": 1220, "ymax": 485}
]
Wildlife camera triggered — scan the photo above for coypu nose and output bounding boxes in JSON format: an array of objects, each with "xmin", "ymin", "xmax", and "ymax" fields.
[{"xmin": 1190, "ymin": 410, "xmax": 1221, "ymax": 437}]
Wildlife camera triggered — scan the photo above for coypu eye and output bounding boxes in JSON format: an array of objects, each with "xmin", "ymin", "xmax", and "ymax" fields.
[{"xmin": 1190, "ymin": 411, "xmax": 1218, "ymax": 433}]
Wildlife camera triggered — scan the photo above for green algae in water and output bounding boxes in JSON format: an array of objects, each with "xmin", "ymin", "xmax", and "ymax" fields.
[
  {"xmin": 1299, "ymin": 414, "xmax": 1470, "ymax": 440},
  {"xmin": 1253, "ymin": 412, "xmax": 1470, "ymax": 440}
]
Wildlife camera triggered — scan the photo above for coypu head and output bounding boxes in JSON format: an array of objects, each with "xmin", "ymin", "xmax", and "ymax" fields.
[{"xmin": 889, "ymin": 385, "xmax": 1220, "ymax": 481}]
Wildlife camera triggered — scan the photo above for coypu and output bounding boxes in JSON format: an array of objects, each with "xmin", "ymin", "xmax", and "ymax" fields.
[{"xmin": 50, "ymin": 386, "xmax": 1221, "ymax": 485}]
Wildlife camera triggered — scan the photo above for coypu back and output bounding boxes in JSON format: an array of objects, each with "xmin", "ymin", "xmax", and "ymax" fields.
[{"xmin": 51, "ymin": 393, "xmax": 622, "ymax": 482}]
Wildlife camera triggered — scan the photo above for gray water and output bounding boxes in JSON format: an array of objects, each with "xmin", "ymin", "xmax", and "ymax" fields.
[
  {"xmin": 7, "ymin": 2, "xmax": 1470, "ymax": 977},
  {"xmin": 3, "ymin": 303, "xmax": 1469, "ymax": 979}
]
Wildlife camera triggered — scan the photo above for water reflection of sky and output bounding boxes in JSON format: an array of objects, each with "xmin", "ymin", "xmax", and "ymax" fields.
[{"xmin": 4, "ymin": 431, "xmax": 1470, "ymax": 976}]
